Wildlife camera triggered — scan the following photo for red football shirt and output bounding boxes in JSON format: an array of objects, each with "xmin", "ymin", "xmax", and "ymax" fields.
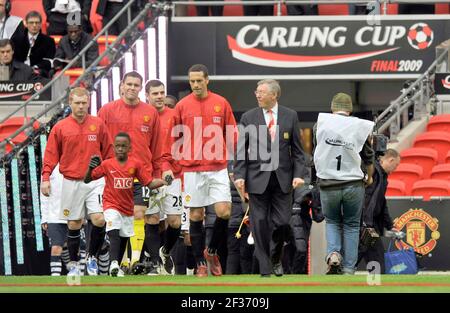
[{"xmin": 91, "ymin": 157, "xmax": 152, "ymax": 216}]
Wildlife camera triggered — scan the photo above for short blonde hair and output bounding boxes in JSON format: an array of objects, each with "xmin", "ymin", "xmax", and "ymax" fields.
[{"xmin": 69, "ymin": 87, "xmax": 90, "ymax": 103}]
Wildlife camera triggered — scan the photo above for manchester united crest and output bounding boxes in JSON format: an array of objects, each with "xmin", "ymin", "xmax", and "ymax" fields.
[
  {"xmin": 128, "ymin": 167, "xmax": 135, "ymax": 175},
  {"xmin": 214, "ymin": 105, "xmax": 221, "ymax": 113},
  {"xmin": 143, "ymin": 115, "xmax": 150, "ymax": 123},
  {"xmin": 393, "ymin": 208, "xmax": 440, "ymax": 255},
  {"xmin": 89, "ymin": 124, "xmax": 97, "ymax": 132}
]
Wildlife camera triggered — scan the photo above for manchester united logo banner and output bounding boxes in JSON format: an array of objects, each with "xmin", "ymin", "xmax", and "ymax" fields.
[{"xmin": 387, "ymin": 198, "xmax": 449, "ymax": 271}]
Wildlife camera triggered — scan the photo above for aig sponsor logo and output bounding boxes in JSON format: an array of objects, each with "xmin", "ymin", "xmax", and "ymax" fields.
[{"xmin": 114, "ymin": 177, "xmax": 133, "ymax": 189}]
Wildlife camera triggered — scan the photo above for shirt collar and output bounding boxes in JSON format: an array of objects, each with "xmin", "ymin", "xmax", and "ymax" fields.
[
  {"xmin": 28, "ymin": 32, "xmax": 38, "ymax": 41},
  {"xmin": 264, "ymin": 103, "xmax": 278, "ymax": 115}
]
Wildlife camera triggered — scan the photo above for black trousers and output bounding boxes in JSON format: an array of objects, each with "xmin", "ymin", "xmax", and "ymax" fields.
[
  {"xmin": 357, "ymin": 239, "xmax": 386, "ymax": 274},
  {"xmin": 398, "ymin": 4, "xmax": 435, "ymax": 14},
  {"xmin": 286, "ymin": 5, "xmax": 318, "ymax": 15},
  {"xmin": 195, "ymin": 0, "xmax": 223, "ymax": 16},
  {"xmin": 249, "ymin": 172, "xmax": 292, "ymax": 275},
  {"xmin": 243, "ymin": 1, "xmax": 273, "ymax": 16}
]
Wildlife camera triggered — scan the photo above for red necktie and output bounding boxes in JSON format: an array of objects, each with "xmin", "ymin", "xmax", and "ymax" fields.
[{"xmin": 267, "ymin": 109, "xmax": 275, "ymax": 142}]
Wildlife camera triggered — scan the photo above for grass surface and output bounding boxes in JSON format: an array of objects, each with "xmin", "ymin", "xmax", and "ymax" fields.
[{"xmin": 0, "ymin": 274, "xmax": 449, "ymax": 293}]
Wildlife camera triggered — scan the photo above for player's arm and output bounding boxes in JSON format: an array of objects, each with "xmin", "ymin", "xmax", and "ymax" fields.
[
  {"xmin": 99, "ymin": 121, "xmax": 114, "ymax": 160},
  {"xmin": 224, "ymin": 99, "xmax": 238, "ymax": 156},
  {"xmin": 147, "ymin": 178, "xmax": 167, "ymax": 190},
  {"xmin": 84, "ymin": 155, "xmax": 102, "ymax": 183},
  {"xmin": 161, "ymin": 112, "xmax": 177, "ymax": 181},
  {"xmin": 150, "ymin": 112, "xmax": 163, "ymax": 178},
  {"xmin": 136, "ymin": 162, "xmax": 168, "ymax": 190}
]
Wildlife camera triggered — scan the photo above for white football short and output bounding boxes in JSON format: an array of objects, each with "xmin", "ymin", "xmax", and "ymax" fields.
[
  {"xmin": 182, "ymin": 168, "xmax": 231, "ymax": 208},
  {"xmin": 60, "ymin": 178, "xmax": 105, "ymax": 221},
  {"xmin": 104, "ymin": 209, "xmax": 135, "ymax": 237},
  {"xmin": 145, "ymin": 178, "xmax": 183, "ymax": 216}
]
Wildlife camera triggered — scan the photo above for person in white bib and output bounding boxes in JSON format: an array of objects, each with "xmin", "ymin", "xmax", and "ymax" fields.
[{"xmin": 313, "ymin": 92, "xmax": 375, "ymax": 275}]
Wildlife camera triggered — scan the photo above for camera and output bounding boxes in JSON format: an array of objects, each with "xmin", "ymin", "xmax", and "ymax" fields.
[
  {"xmin": 360, "ymin": 227, "xmax": 380, "ymax": 248},
  {"xmin": 372, "ymin": 134, "xmax": 388, "ymax": 156}
]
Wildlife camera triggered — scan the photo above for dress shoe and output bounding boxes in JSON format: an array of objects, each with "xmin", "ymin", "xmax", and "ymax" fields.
[
  {"xmin": 272, "ymin": 262, "xmax": 283, "ymax": 277},
  {"xmin": 260, "ymin": 274, "xmax": 271, "ymax": 278}
]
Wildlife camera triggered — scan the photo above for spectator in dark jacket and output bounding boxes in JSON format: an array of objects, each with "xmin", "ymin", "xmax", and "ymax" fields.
[
  {"xmin": 43, "ymin": 0, "xmax": 93, "ymax": 36},
  {"xmin": 11, "ymin": 11, "xmax": 56, "ymax": 78},
  {"xmin": 54, "ymin": 23, "xmax": 98, "ymax": 70},
  {"xmin": 0, "ymin": 39, "xmax": 39, "ymax": 81}
]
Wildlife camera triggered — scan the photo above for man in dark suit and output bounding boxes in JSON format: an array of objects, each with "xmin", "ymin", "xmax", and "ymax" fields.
[
  {"xmin": 234, "ymin": 79, "xmax": 306, "ymax": 277},
  {"xmin": 0, "ymin": 39, "xmax": 39, "ymax": 81},
  {"xmin": 11, "ymin": 11, "xmax": 56, "ymax": 78}
]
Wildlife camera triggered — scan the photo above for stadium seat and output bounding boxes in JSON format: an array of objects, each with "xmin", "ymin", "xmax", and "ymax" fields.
[
  {"xmin": 413, "ymin": 131, "xmax": 450, "ymax": 164},
  {"xmin": 63, "ymin": 68, "xmax": 84, "ymax": 85},
  {"xmin": 430, "ymin": 164, "xmax": 450, "ymax": 181},
  {"xmin": 435, "ymin": 3, "xmax": 450, "ymax": 14},
  {"xmin": 0, "ymin": 117, "xmax": 41, "ymax": 153},
  {"xmin": 224, "ymin": 0, "xmax": 244, "ymax": 16},
  {"xmin": 318, "ymin": 4, "xmax": 349, "ymax": 15},
  {"xmin": 10, "ymin": 0, "xmax": 47, "ymax": 33},
  {"xmin": 400, "ymin": 147, "xmax": 438, "ymax": 178},
  {"xmin": 389, "ymin": 163, "xmax": 423, "ymax": 195},
  {"xmin": 385, "ymin": 4, "xmax": 398, "ymax": 14},
  {"xmin": 51, "ymin": 35, "xmax": 62, "ymax": 46},
  {"xmin": 426, "ymin": 114, "xmax": 450, "ymax": 132},
  {"xmin": 411, "ymin": 179, "xmax": 450, "ymax": 200},
  {"xmin": 97, "ymin": 35, "xmax": 118, "ymax": 66},
  {"xmin": 386, "ymin": 179, "xmax": 406, "ymax": 196}
]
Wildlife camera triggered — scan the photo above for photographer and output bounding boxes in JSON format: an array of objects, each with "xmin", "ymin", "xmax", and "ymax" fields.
[{"xmin": 357, "ymin": 146, "xmax": 401, "ymax": 274}]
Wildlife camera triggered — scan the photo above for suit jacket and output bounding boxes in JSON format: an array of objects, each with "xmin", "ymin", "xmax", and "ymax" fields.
[
  {"xmin": 12, "ymin": 29, "xmax": 56, "ymax": 76},
  {"xmin": 234, "ymin": 105, "xmax": 306, "ymax": 194},
  {"xmin": 9, "ymin": 61, "xmax": 40, "ymax": 81}
]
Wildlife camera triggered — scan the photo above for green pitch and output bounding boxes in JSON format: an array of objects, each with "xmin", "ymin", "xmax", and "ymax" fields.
[{"xmin": 0, "ymin": 275, "xmax": 449, "ymax": 293}]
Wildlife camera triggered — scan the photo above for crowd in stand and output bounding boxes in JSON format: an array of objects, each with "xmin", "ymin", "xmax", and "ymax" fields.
[{"xmin": 0, "ymin": 0, "xmax": 147, "ymax": 82}]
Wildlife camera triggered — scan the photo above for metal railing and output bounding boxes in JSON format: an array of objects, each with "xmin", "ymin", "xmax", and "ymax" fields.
[
  {"xmin": 171, "ymin": 0, "xmax": 450, "ymax": 17},
  {"xmin": 0, "ymin": 0, "xmax": 156, "ymax": 157},
  {"xmin": 374, "ymin": 45, "xmax": 449, "ymax": 140}
]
